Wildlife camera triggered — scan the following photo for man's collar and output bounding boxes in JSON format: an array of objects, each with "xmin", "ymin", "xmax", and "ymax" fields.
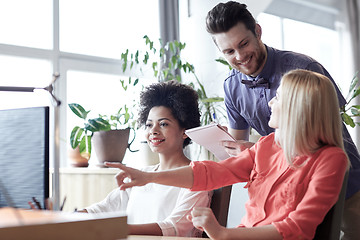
[{"xmin": 258, "ymin": 44, "xmax": 273, "ymax": 82}]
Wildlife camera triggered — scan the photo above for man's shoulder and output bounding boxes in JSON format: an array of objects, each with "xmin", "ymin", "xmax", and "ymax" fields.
[
  {"xmin": 225, "ymin": 69, "xmax": 242, "ymax": 82},
  {"xmin": 271, "ymin": 47, "xmax": 318, "ymax": 68}
]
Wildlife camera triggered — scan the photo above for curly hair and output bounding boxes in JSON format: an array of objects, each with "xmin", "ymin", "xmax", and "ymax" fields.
[
  {"xmin": 138, "ymin": 80, "xmax": 201, "ymax": 148},
  {"xmin": 206, "ymin": 1, "xmax": 257, "ymax": 36}
]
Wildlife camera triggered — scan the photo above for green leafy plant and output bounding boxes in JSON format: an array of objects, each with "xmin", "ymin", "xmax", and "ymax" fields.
[
  {"xmin": 69, "ymin": 36, "xmax": 228, "ymax": 160},
  {"xmin": 215, "ymin": 57, "xmax": 232, "ymax": 71},
  {"xmin": 120, "ymin": 35, "xmax": 227, "ymax": 125},
  {"xmin": 68, "ymin": 103, "xmax": 135, "ymax": 159},
  {"xmin": 341, "ymin": 72, "xmax": 360, "ymax": 127}
]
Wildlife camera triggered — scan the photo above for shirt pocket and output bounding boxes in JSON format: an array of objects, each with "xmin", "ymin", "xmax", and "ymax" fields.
[{"xmin": 274, "ymin": 180, "xmax": 307, "ymax": 211}]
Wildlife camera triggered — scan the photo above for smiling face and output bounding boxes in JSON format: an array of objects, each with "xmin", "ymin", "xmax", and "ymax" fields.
[
  {"xmin": 213, "ymin": 22, "xmax": 266, "ymax": 77},
  {"xmin": 268, "ymin": 87, "xmax": 281, "ymax": 129},
  {"xmin": 144, "ymin": 106, "xmax": 187, "ymax": 155}
]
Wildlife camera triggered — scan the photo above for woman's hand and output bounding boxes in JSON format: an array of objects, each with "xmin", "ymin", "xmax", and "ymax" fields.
[
  {"xmin": 187, "ymin": 207, "xmax": 224, "ymax": 239},
  {"xmin": 105, "ymin": 162, "xmax": 151, "ymax": 190}
]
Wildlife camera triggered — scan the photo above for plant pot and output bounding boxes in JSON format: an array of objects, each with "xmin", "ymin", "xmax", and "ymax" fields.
[
  {"xmin": 92, "ymin": 128, "xmax": 137, "ymax": 166},
  {"xmin": 68, "ymin": 146, "xmax": 89, "ymax": 167}
]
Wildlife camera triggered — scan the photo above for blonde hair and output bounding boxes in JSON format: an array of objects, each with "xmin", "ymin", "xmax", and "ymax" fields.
[{"xmin": 275, "ymin": 69, "xmax": 345, "ymax": 167}]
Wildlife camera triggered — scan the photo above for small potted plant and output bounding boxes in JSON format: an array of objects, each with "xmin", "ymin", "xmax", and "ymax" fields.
[
  {"xmin": 119, "ymin": 35, "xmax": 228, "ymax": 161},
  {"xmin": 68, "ymin": 103, "xmax": 137, "ymax": 167}
]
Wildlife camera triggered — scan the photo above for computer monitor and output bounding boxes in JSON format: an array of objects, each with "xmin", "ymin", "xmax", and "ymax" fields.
[{"xmin": 0, "ymin": 106, "xmax": 49, "ymax": 209}]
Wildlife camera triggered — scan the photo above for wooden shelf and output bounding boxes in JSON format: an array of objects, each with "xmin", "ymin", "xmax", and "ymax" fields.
[{"xmin": 51, "ymin": 167, "xmax": 119, "ymax": 212}]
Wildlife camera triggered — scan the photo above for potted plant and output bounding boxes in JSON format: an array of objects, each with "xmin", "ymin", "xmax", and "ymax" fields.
[
  {"xmin": 68, "ymin": 102, "xmax": 137, "ymax": 166},
  {"xmin": 119, "ymin": 36, "xmax": 228, "ymax": 161},
  {"xmin": 68, "ymin": 35, "xmax": 228, "ymax": 165}
]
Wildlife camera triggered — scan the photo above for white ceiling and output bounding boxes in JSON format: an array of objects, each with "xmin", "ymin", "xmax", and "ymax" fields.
[{"xmin": 264, "ymin": 0, "xmax": 341, "ymax": 29}]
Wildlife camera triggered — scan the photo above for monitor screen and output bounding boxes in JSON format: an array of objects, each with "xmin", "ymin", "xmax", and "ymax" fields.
[{"xmin": 0, "ymin": 106, "xmax": 49, "ymax": 209}]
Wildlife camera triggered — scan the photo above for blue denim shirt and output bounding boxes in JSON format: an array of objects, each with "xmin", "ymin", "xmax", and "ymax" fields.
[{"xmin": 224, "ymin": 45, "xmax": 360, "ymax": 199}]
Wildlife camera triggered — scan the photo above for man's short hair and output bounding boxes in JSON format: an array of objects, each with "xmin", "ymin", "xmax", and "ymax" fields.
[{"xmin": 206, "ymin": 1, "xmax": 257, "ymax": 35}]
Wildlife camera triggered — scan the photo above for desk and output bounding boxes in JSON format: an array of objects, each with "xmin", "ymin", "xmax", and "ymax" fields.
[
  {"xmin": 0, "ymin": 208, "xmax": 207, "ymax": 240},
  {"xmin": 128, "ymin": 235, "xmax": 206, "ymax": 240},
  {"xmin": 0, "ymin": 208, "xmax": 127, "ymax": 240}
]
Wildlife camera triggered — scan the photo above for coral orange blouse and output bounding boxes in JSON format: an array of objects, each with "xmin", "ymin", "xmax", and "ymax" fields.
[{"xmin": 190, "ymin": 133, "xmax": 348, "ymax": 240}]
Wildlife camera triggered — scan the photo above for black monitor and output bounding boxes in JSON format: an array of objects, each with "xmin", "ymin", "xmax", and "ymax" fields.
[{"xmin": 0, "ymin": 106, "xmax": 49, "ymax": 209}]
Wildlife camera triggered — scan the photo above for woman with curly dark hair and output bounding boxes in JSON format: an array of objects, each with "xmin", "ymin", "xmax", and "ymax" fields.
[
  {"xmin": 83, "ymin": 80, "xmax": 212, "ymax": 237},
  {"xmin": 138, "ymin": 80, "xmax": 201, "ymax": 148}
]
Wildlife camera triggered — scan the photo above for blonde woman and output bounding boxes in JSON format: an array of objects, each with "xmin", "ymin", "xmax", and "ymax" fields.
[{"xmin": 106, "ymin": 69, "xmax": 349, "ymax": 240}]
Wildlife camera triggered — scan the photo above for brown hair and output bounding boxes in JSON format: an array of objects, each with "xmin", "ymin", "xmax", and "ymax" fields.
[{"xmin": 206, "ymin": 1, "xmax": 257, "ymax": 36}]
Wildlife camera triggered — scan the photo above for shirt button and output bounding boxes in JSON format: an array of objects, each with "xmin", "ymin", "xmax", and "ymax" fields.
[{"xmin": 260, "ymin": 94, "xmax": 264, "ymax": 98}]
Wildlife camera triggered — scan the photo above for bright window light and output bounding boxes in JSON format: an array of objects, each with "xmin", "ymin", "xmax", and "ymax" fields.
[
  {"xmin": 282, "ymin": 18, "xmax": 339, "ymax": 81},
  {"xmin": 0, "ymin": 55, "xmax": 52, "ymax": 87},
  {"xmin": 257, "ymin": 13, "xmax": 283, "ymax": 49},
  {"xmin": 257, "ymin": 13, "xmax": 341, "ymax": 88},
  {"xmin": 0, "ymin": 0, "xmax": 52, "ymax": 49},
  {"xmin": 60, "ymin": 0, "xmax": 160, "ymax": 59},
  {"xmin": 0, "ymin": 55, "xmax": 52, "ymax": 110}
]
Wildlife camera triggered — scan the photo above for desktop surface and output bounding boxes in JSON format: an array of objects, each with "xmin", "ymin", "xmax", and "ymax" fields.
[
  {"xmin": 128, "ymin": 236, "xmax": 206, "ymax": 240},
  {"xmin": 0, "ymin": 208, "xmax": 206, "ymax": 240},
  {"xmin": 0, "ymin": 207, "xmax": 127, "ymax": 240}
]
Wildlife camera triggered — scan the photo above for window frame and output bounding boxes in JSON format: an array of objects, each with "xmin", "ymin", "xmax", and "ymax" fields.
[{"xmin": 0, "ymin": 0, "xmax": 163, "ymax": 168}]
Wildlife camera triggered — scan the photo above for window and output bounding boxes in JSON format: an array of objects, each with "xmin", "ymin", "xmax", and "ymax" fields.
[
  {"xmin": 60, "ymin": 0, "xmax": 159, "ymax": 58},
  {"xmin": 0, "ymin": 0, "xmax": 52, "ymax": 49},
  {"xmin": 256, "ymin": 13, "xmax": 283, "ymax": 50},
  {"xmin": 257, "ymin": 13, "xmax": 342, "ymax": 90},
  {"xmin": 0, "ymin": 55, "xmax": 52, "ymax": 109},
  {"xmin": 0, "ymin": 0, "xmax": 160, "ymax": 167}
]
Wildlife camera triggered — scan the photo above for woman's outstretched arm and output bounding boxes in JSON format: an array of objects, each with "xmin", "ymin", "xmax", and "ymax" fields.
[{"xmin": 105, "ymin": 162, "xmax": 194, "ymax": 190}]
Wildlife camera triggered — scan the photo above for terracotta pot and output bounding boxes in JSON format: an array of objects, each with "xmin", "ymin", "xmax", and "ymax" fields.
[
  {"xmin": 68, "ymin": 146, "xmax": 89, "ymax": 167},
  {"xmin": 92, "ymin": 128, "xmax": 136, "ymax": 166}
]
